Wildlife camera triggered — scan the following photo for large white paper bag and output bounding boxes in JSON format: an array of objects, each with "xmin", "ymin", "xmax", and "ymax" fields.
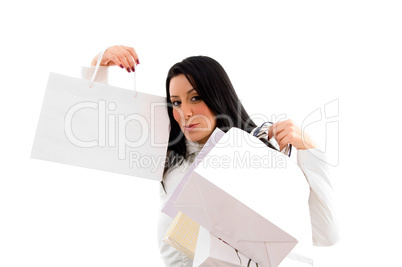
[
  {"xmin": 175, "ymin": 171, "xmax": 298, "ymax": 267},
  {"xmin": 194, "ymin": 226, "xmax": 258, "ymax": 267},
  {"xmin": 31, "ymin": 72, "xmax": 169, "ymax": 181},
  {"xmin": 174, "ymin": 127, "xmax": 313, "ymax": 266},
  {"xmin": 162, "ymin": 127, "xmax": 225, "ymax": 218}
]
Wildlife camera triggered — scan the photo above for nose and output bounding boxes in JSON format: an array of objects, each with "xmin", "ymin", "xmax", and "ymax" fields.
[{"xmin": 180, "ymin": 102, "xmax": 193, "ymax": 119}]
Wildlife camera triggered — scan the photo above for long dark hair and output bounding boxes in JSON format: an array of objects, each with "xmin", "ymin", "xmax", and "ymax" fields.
[{"xmin": 163, "ymin": 56, "xmax": 277, "ymax": 176}]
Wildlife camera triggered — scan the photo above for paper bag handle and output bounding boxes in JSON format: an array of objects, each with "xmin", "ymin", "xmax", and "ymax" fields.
[
  {"xmin": 252, "ymin": 121, "xmax": 292, "ymax": 157},
  {"xmin": 89, "ymin": 46, "xmax": 137, "ymax": 97}
]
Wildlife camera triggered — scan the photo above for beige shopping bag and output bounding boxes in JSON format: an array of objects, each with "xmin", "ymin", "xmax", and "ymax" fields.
[{"xmin": 163, "ymin": 211, "xmax": 200, "ymax": 260}]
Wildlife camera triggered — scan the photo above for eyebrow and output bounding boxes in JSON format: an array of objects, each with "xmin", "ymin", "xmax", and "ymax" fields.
[{"xmin": 170, "ymin": 88, "xmax": 196, "ymax": 98}]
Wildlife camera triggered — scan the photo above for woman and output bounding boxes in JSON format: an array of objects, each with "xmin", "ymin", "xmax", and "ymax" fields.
[{"xmin": 86, "ymin": 45, "xmax": 339, "ymax": 266}]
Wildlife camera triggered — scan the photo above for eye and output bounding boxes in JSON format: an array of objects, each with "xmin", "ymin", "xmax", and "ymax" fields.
[
  {"xmin": 171, "ymin": 100, "xmax": 181, "ymax": 107},
  {"xmin": 191, "ymin": 96, "xmax": 202, "ymax": 102}
]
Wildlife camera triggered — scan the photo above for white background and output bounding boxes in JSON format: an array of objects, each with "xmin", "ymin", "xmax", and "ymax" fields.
[{"xmin": 1, "ymin": 0, "xmax": 401, "ymax": 266}]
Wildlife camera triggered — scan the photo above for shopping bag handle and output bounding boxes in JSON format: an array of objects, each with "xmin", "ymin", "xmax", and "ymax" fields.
[
  {"xmin": 252, "ymin": 121, "xmax": 292, "ymax": 157},
  {"xmin": 89, "ymin": 46, "xmax": 137, "ymax": 97}
]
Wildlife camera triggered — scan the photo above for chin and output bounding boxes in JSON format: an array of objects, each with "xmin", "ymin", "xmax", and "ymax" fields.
[{"xmin": 185, "ymin": 133, "xmax": 207, "ymax": 143}]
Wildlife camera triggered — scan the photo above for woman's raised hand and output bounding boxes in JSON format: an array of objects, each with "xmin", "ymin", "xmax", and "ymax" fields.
[
  {"xmin": 91, "ymin": 45, "xmax": 139, "ymax": 73},
  {"xmin": 268, "ymin": 119, "xmax": 317, "ymax": 151}
]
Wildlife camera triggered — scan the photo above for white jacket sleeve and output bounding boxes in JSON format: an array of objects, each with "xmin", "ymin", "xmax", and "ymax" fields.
[
  {"xmin": 296, "ymin": 149, "xmax": 340, "ymax": 246},
  {"xmin": 81, "ymin": 66, "xmax": 109, "ymax": 83}
]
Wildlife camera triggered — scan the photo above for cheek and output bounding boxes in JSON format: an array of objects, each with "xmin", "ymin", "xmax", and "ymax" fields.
[
  {"xmin": 193, "ymin": 105, "xmax": 216, "ymax": 124},
  {"xmin": 172, "ymin": 109, "xmax": 181, "ymax": 125}
]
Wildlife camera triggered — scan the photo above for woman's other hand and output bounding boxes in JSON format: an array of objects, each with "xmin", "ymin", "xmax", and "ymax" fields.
[
  {"xmin": 91, "ymin": 45, "xmax": 139, "ymax": 73},
  {"xmin": 268, "ymin": 119, "xmax": 317, "ymax": 150}
]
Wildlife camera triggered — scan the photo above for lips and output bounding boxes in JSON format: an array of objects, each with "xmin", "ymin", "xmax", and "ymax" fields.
[{"xmin": 184, "ymin": 123, "xmax": 199, "ymax": 129}]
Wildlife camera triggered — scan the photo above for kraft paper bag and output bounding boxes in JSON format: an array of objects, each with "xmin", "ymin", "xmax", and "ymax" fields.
[
  {"xmin": 193, "ymin": 226, "xmax": 258, "ymax": 267},
  {"xmin": 174, "ymin": 127, "xmax": 314, "ymax": 266},
  {"xmin": 31, "ymin": 72, "xmax": 169, "ymax": 181}
]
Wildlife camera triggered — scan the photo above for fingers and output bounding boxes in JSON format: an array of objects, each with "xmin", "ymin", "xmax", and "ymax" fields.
[
  {"xmin": 269, "ymin": 119, "xmax": 316, "ymax": 150},
  {"xmin": 267, "ymin": 124, "xmax": 274, "ymax": 140},
  {"xmin": 269, "ymin": 119, "xmax": 296, "ymax": 150},
  {"xmin": 101, "ymin": 45, "xmax": 140, "ymax": 73},
  {"xmin": 110, "ymin": 49, "xmax": 134, "ymax": 73},
  {"xmin": 276, "ymin": 130, "xmax": 295, "ymax": 151},
  {"xmin": 102, "ymin": 52, "xmax": 121, "ymax": 67},
  {"xmin": 123, "ymin": 45, "xmax": 140, "ymax": 65},
  {"xmin": 269, "ymin": 120, "xmax": 287, "ymax": 140}
]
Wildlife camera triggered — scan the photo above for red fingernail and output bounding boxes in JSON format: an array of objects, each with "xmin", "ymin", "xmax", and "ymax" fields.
[
  {"xmin": 131, "ymin": 67, "xmax": 135, "ymax": 72},
  {"xmin": 126, "ymin": 67, "xmax": 131, "ymax": 73},
  {"xmin": 137, "ymin": 59, "xmax": 140, "ymax": 64},
  {"xmin": 120, "ymin": 64, "xmax": 124, "ymax": 68}
]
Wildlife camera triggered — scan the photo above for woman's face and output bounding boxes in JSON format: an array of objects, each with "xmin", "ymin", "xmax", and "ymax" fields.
[{"xmin": 169, "ymin": 74, "xmax": 217, "ymax": 144}]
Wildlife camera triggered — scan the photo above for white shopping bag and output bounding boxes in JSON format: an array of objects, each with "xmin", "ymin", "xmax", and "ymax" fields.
[
  {"xmin": 194, "ymin": 226, "xmax": 259, "ymax": 267},
  {"xmin": 174, "ymin": 127, "xmax": 313, "ymax": 266},
  {"xmin": 31, "ymin": 52, "xmax": 169, "ymax": 181},
  {"xmin": 162, "ymin": 127, "xmax": 225, "ymax": 218}
]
